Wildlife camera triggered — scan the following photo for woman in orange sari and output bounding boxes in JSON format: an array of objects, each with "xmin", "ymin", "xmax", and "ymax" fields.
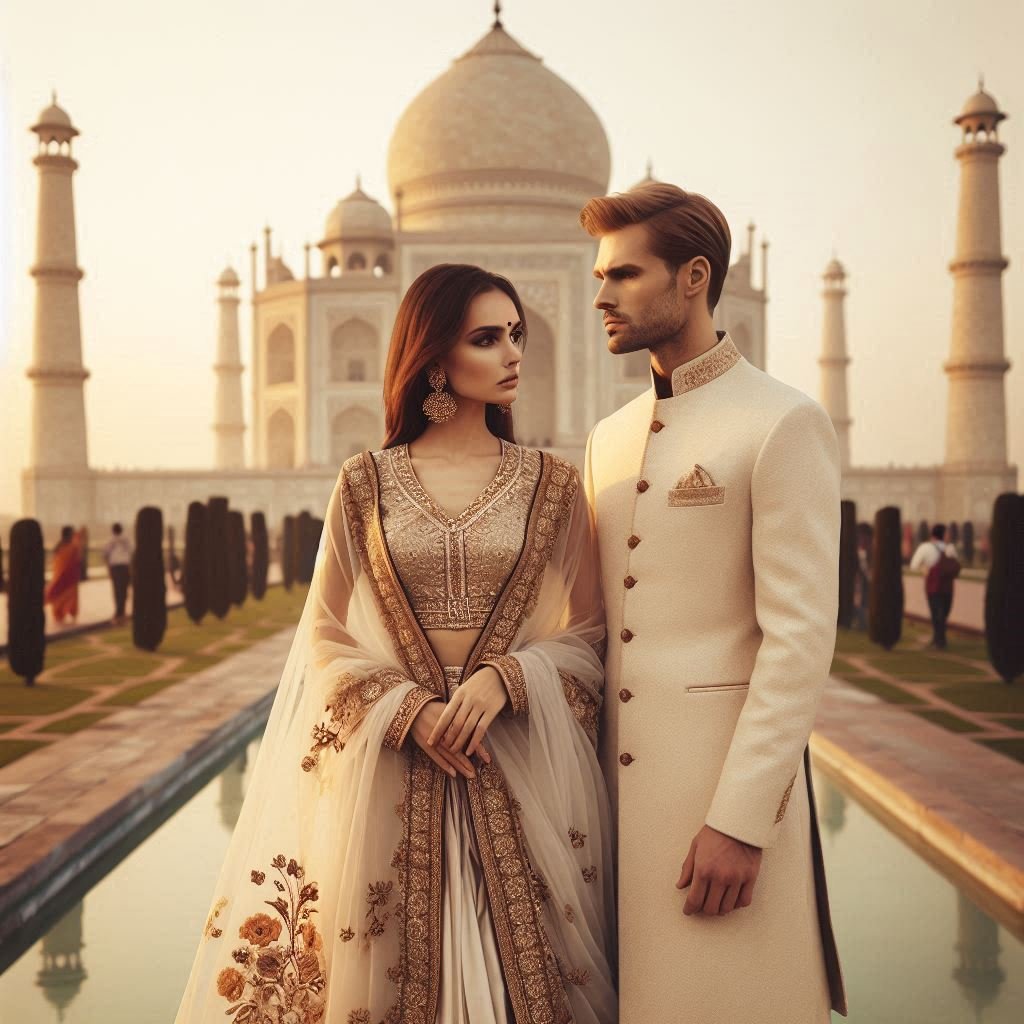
[{"xmin": 45, "ymin": 525, "xmax": 84, "ymax": 624}]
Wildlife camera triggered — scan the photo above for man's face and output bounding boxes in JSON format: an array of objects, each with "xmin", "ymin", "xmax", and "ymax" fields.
[{"xmin": 592, "ymin": 222, "xmax": 691, "ymax": 355}]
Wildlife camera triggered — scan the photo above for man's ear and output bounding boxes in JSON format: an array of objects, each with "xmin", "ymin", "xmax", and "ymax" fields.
[{"xmin": 684, "ymin": 256, "xmax": 711, "ymax": 297}]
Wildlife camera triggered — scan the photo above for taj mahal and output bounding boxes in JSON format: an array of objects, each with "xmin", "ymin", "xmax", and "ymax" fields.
[{"xmin": 19, "ymin": 8, "xmax": 1016, "ymax": 536}]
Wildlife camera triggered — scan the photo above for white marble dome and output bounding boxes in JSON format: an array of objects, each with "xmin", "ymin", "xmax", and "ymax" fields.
[
  {"xmin": 323, "ymin": 183, "xmax": 393, "ymax": 241},
  {"xmin": 386, "ymin": 23, "xmax": 611, "ymax": 231}
]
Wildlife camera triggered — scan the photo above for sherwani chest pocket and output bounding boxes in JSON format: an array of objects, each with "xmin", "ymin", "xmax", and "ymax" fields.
[{"xmin": 667, "ymin": 463, "xmax": 726, "ymax": 507}]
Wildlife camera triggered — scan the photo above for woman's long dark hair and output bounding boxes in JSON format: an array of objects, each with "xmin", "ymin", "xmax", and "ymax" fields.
[{"xmin": 382, "ymin": 264, "xmax": 527, "ymax": 449}]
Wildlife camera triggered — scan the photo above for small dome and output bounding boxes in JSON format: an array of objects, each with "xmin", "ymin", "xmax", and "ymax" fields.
[
  {"xmin": 31, "ymin": 93, "xmax": 78, "ymax": 138},
  {"xmin": 218, "ymin": 266, "xmax": 240, "ymax": 286},
  {"xmin": 824, "ymin": 257, "xmax": 846, "ymax": 278},
  {"xmin": 954, "ymin": 82, "xmax": 1006, "ymax": 127},
  {"xmin": 323, "ymin": 183, "xmax": 393, "ymax": 241},
  {"xmin": 266, "ymin": 256, "xmax": 294, "ymax": 284}
]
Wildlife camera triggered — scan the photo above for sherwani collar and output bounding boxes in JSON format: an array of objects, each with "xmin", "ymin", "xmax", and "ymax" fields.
[{"xmin": 650, "ymin": 331, "xmax": 742, "ymax": 398}]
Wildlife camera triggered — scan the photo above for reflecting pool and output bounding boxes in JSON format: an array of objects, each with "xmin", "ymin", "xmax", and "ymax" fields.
[{"xmin": 0, "ymin": 731, "xmax": 1021, "ymax": 1023}]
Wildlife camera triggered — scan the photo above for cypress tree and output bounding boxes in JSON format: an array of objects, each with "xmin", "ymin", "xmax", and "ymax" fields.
[
  {"xmin": 132, "ymin": 506, "xmax": 167, "ymax": 652},
  {"xmin": 7, "ymin": 519, "xmax": 46, "ymax": 686},
  {"xmin": 0, "ymin": 534, "xmax": 5, "ymax": 593},
  {"xmin": 183, "ymin": 501, "xmax": 209, "ymax": 624},
  {"xmin": 282, "ymin": 515, "xmax": 296, "ymax": 591},
  {"xmin": 228, "ymin": 510, "xmax": 248, "ymax": 607},
  {"xmin": 917, "ymin": 519, "xmax": 930, "ymax": 545},
  {"xmin": 838, "ymin": 500, "xmax": 857, "ymax": 628},
  {"xmin": 984, "ymin": 493, "xmax": 1024, "ymax": 684},
  {"xmin": 949, "ymin": 521, "xmax": 960, "ymax": 547},
  {"xmin": 869, "ymin": 505, "xmax": 904, "ymax": 651},
  {"xmin": 296, "ymin": 511, "xmax": 315, "ymax": 584},
  {"xmin": 251, "ymin": 512, "xmax": 269, "ymax": 599},
  {"xmin": 207, "ymin": 497, "xmax": 231, "ymax": 619},
  {"xmin": 167, "ymin": 523, "xmax": 182, "ymax": 587},
  {"xmin": 962, "ymin": 521, "xmax": 975, "ymax": 567},
  {"xmin": 79, "ymin": 526, "xmax": 89, "ymax": 581}
]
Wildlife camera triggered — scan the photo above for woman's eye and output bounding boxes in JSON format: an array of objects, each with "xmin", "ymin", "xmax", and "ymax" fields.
[
  {"xmin": 511, "ymin": 331, "xmax": 525, "ymax": 347},
  {"xmin": 475, "ymin": 334, "xmax": 498, "ymax": 347}
]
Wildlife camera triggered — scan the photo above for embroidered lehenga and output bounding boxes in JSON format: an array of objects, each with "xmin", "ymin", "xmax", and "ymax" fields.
[{"xmin": 174, "ymin": 442, "xmax": 617, "ymax": 1024}]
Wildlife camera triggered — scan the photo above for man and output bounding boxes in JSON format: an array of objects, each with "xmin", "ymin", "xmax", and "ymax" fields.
[
  {"xmin": 910, "ymin": 523, "xmax": 960, "ymax": 649},
  {"xmin": 581, "ymin": 183, "xmax": 846, "ymax": 1022},
  {"xmin": 102, "ymin": 522, "xmax": 133, "ymax": 625}
]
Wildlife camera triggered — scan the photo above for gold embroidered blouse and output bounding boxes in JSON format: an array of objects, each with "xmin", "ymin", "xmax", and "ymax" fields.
[{"xmin": 372, "ymin": 441, "xmax": 543, "ymax": 630}]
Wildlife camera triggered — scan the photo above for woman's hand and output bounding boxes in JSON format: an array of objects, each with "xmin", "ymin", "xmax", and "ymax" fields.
[
  {"xmin": 427, "ymin": 666, "xmax": 508, "ymax": 758},
  {"xmin": 409, "ymin": 700, "xmax": 483, "ymax": 779}
]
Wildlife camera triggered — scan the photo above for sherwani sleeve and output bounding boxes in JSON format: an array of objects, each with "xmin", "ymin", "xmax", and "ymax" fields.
[
  {"xmin": 703, "ymin": 400, "xmax": 841, "ymax": 849},
  {"xmin": 308, "ymin": 466, "xmax": 441, "ymax": 764}
]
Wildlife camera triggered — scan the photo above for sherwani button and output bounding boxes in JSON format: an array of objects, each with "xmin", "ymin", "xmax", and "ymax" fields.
[
  {"xmin": 650, "ymin": 420, "xmax": 665, "ymax": 433},
  {"xmin": 620, "ymin": 628, "xmax": 634, "ymax": 642},
  {"xmin": 636, "ymin": 479, "xmax": 650, "ymax": 493},
  {"xmin": 619, "ymin": 752, "xmax": 635, "ymax": 766},
  {"xmin": 624, "ymin": 576, "xmax": 637, "ymax": 589},
  {"xmin": 619, "ymin": 688, "xmax": 633, "ymax": 702},
  {"xmin": 627, "ymin": 535, "xmax": 641, "ymax": 549}
]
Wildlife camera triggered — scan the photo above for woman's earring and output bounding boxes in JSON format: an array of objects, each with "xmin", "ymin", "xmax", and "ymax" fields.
[
  {"xmin": 497, "ymin": 403, "xmax": 512, "ymax": 415},
  {"xmin": 423, "ymin": 365, "xmax": 457, "ymax": 423}
]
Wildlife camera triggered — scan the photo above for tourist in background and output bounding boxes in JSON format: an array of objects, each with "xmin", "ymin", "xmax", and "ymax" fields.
[
  {"xmin": 102, "ymin": 522, "xmax": 133, "ymax": 625},
  {"xmin": 45, "ymin": 524, "xmax": 84, "ymax": 625},
  {"xmin": 910, "ymin": 523, "xmax": 961, "ymax": 649}
]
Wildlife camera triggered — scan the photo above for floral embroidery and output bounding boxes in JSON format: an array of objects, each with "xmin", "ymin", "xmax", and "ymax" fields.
[
  {"xmin": 559, "ymin": 670, "xmax": 601, "ymax": 746},
  {"xmin": 669, "ymin": 335, "xmax": 740, "ymax": 395},
  {"xmin": 339, "ymin": 926, "xmax": 355, "ymax": 942},
  {"xmin": 563, "ymin": 903, "xmax": 575, "ymax": 923},
  {"xmin": 302, "ymin": 668, "xmax": 411, "ymax": 771},
  {"xmin": 382, "ymin": 686, "xmax": 437, "ymax": 751},
  {"xmin": 582, "ymin": 865, "xmax": 598, "ymax": 884},
  {"xmin": 668, "ymin": 465, "xmax": 726, "ymax": 507},
  {"xmin": 563, "ymin": 967, "xmax": 591, "ymax": 986},
  {"xmin": 217, "ymin": 854, "xmax": 326, "ymax": 1024},
  {"xmin": 364, "ymin": 880, "xmax": 394, "ymax": 941},
  {"xmin": 568, "ymin": 827, "xmax": 587, "ymax": 849},
  {"xmin": 347, "ymin": 1011, "xmax": 370, "ymax": 1024},
  {"xmin": 204, "ymin": 896, "xmax": 228, "ymax": 939},
  {"xmin": 775, "ymin": 773, "xmax": 797, "ymax": 824}
]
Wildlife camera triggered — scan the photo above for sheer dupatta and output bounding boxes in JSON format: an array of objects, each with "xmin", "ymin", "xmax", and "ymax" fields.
[{"xmin": 174, "ymin": 448, "xmax": 616, "ymax": 1024}]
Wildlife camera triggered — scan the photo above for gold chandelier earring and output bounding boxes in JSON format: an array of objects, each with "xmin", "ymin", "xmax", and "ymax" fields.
[{"xmin": 422, "ymin": 365, "xmax": 457, "ymax": 423}]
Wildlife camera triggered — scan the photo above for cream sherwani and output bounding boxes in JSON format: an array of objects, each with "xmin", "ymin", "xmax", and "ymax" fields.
[{"xmin": 586, "ymin": 332, "xmax": 847, "ymax": 1022}]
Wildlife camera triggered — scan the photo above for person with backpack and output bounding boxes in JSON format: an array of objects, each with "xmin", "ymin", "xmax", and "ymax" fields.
[{"xmin": 910, "ymin": 523, "xmax": 962, "ymax": 649}]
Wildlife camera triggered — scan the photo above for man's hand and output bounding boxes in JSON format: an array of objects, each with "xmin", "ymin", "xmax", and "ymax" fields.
[
  {"xmin": 676, "ymin": 824, "xmax": 763, "ymax": 916},
  {"xmin": 409, "ymin": 700, "xmax": 488, "ymax": 779},
  {"xmin": 427, "ymin": 666, "xmax": 508, "ymax": 758}
]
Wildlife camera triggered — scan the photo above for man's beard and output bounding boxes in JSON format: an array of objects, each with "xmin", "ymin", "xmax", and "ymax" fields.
[{"xmin": 608, "ymin": 289, "xmax": 686, "ymax": 356}]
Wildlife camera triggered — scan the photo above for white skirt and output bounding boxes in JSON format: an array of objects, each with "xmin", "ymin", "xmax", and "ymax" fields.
[{"xmin": 438, "ymin": 666, "xmax": 514, "ymax": 1024}]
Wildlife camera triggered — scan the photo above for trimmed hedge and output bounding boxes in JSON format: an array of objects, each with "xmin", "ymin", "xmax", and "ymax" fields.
[
  {"xmin": 132, "ymin": 506, "xmax": 167, "ymax": 652},
  {"xmin": 7, "ymin": 519, "xmax": 46, "ymax": 685},
  {"xmin": 869, "ymin": 506, "xmax": 904, "ymax": 651},
  {"xmin": 985, "ymin": 493, "xmax": 1024, "ymax": 684},
  {"xmin": 282, "ymin": 515, "xmax": 296, "ymax": 592},
  {"xmin": 183, "ymin": 501, "xmax": 209, "ymax": 624},
  {"xmin": 228, "ymin": 510, "xmax": 248, "ymax": 608},
  {"xmin": 207, "ymin": 497, "xmax": 231, "ymax": 619},
  {"xmin": 838, "ymin": 500, "xmax": 857, "ymax": 628},
  {"xmin": 251, "ymin": 512, "xmax": 269, "ymax": 600}
]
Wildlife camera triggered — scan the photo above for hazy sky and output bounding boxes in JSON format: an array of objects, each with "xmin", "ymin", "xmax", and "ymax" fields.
[{"xmin": 1, "ymin": 0, "xmax": 1021, "ymax": 515}]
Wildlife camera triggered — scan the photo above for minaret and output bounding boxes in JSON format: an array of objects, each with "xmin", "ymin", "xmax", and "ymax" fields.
[
  {"xmin": 213, "ymin": 266, "xmax": 245, "ymax": 468},
  {"xmin": 818, "ymin": 257, "xmax": 852, "ymax": 470},
  {"xmin": 943, "ymin": 80, "xmax": 1015, "ymax": 517},
  {"xmin": 26, "ymin": 95, "xmax": 90, "ymax": 472}
]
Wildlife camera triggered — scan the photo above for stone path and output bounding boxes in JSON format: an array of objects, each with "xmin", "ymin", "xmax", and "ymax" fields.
[{"xmin": 0, "ymin": 628, "xmax": 294, "ymax": 948}]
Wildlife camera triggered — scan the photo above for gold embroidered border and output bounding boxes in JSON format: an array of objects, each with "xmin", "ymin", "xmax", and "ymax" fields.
[
  {"xmin": 667, "ymin": 486, "xmax": 726, "ymax": 507},
  {"xmin": 383, "ymin": 687, "xmax": 439, "ymax": 751},
  {"xmin": 465, "ymin": 452, "xmax": 580, "ymax": 676},
  {"xmin": 340, "ymin": 454, "xmax": 445, "ymax": 697},
  {"xmin": 388, "ymin": 749, "xmax": 445, "ymax": 1024},
  {"xmin": 558, "ymin": 670, "xmax": 601, "ymax": 747},
  {"xmin": 482, "ymin": 655, "xmax": 529, "ymax": 716},
  {"xmin": 465, "ymin": 761, "xmax": 573, "ymax": 1024},
  {"xmin": 669, "ymin": 335, "xmax": 741, "ymax": 396}
]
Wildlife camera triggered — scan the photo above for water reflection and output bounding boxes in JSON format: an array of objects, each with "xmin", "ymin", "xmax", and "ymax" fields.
[
  {"xmin": 954, "ymin": 891, "xmax": 1006, "ymax": 1022},
  {"xmin": 34, "ymin": 901, "xmax": 86, "ymax": 1022},
  {"xmin": 0, "ymin": 741, "xmax": 1022, "ymax": 1023}
]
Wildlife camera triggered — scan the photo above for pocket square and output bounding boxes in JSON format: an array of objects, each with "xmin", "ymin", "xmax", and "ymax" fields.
[{"xmin": 668, "ymin": 464, "xmax": 726, "ymax": 506}]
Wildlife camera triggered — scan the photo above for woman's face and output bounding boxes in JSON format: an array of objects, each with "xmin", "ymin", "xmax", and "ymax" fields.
[{"xmin": 438, "ymin": 289, "xmax": 524, "ymax": 408}]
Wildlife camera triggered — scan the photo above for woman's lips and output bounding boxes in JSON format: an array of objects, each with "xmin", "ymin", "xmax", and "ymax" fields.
[{"xmin": 498, "ymin": 377, "xmax": 519, "ymax": 387}]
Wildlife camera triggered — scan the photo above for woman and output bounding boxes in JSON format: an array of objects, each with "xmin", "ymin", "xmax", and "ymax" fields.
[
  {"xmin": 175, "ymin": 265, "xmax": 617, "ymax": 1024},
  {"xmin": 45, "ymin": 524, "xmax": 84, "ymax": 624}
]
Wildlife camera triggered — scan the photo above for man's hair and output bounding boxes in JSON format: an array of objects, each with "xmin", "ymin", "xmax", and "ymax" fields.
[
  {"xmin": 931, "ymin": 523, "xmax": 946, "ymax": 541},
  {"xmin": 579, "ymin": 182, "xmax": 732, "ymax": 310},
  {"xmin": 112, "ymin": 522, "xmax": 123, "ymax": 535}
]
